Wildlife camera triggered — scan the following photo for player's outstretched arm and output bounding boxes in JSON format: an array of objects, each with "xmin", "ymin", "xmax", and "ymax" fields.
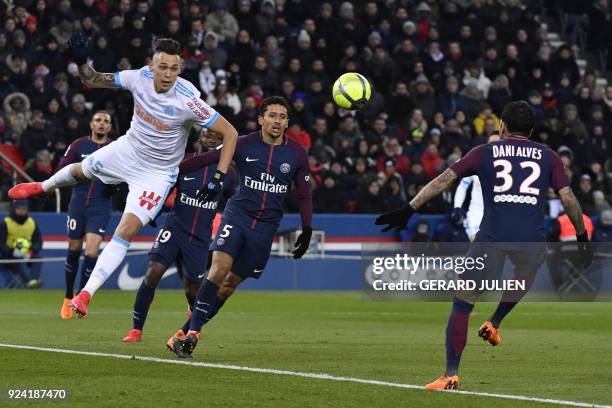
[
  {"xmin": 208, "ymin": 115, "xmax": 238, "ymax": 174},
  {"xmin": 375, "ymin": 168, "xmax": 459, "ymax": 232},
  {"xmin": 68, "ymin": 33, "xmax": 118, "ymax": 89},
  {"xmin": 558, "ymin": 186, "xmax": 593, "ymax": 267},
  {"xmin": 193, "ymin": 116, "xmax": 238, "ymax": 202}
]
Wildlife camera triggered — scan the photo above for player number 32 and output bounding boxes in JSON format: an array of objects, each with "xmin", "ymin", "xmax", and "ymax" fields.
[{"xmin": 493, "ymin": 159, "xmax": 541, "ymax": 195}]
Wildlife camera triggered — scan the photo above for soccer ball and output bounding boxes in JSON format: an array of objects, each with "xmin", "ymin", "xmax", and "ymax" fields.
[
  {"xmin": 14, "ymin": 238, "xmax": 31, "ymax": 252},
  {"xmin": 332, "ymin": 73, "xmax": 371, "ymax": 110}
]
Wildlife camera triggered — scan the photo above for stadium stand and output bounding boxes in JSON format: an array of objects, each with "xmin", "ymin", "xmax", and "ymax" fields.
[{"xmin": 0, "ymin": 0, "xmax": 610, "ymax": 241}]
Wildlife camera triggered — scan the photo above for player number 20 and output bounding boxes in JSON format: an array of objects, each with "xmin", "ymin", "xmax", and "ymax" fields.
[
  {"xmin": 155, "ymin": 229, "xmax": 172, "ymax": 243},
  {"xmin": 67, "ymin": 218, "xmax": 77, "ymax": 231},
  {"xmin": 493, "ymin": 159, "xmax": 541, "ymax": 195}
]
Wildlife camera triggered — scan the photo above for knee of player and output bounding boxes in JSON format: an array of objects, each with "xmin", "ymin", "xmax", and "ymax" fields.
[
  {"xmin": 83, "ymin": 248, "xmax": 100, "ymax": 258},
  {"xmin": 68, "ymin": 242, "xmax": 82, "ymax": 252},
  {"xmin": 143, "ymin": 264, "xmax": 166, "ymax": 287}
]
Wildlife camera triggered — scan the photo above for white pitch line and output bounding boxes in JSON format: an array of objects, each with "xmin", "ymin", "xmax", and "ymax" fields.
[{"xmin": 0, "ymin": 343, "xmax": 608, "ymax": 408}]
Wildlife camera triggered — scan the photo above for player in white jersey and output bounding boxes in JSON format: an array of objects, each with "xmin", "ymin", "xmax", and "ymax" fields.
[
  {"xmin": 9, "ymin": 35, "xmax": 238, "ymax": 317},
  {"xmin": 452, "ymin": 134, "xmax": 500, "ymax": 241}
]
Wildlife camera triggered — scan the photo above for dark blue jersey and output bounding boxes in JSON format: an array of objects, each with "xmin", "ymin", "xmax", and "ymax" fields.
[
  {"xmin": 180, "ymin": 131, "xmax": 313, "ymax": 234},
  {"xmin": 451, "ymin": 135, "xmax": 570, "ymax": 242},
  {"xmin": 57, "ymin": 136, "xmax": 113, "ymax": 208},
  {"xmin": 166, "ymin": 160, "xmax": 236, "ymax": 242}
]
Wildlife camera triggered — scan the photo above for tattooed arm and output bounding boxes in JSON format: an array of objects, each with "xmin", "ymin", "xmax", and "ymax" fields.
[
  {"xmin": 558, "ymin": 186, "xmax": 586, "ymax": 234},
  {"xmin": 78, "ymin": 64, "xmax": 119, "ymax": 89},
  {"xmin": 409, "ymin": 168, "xmax": 459, "ymax": 210}
]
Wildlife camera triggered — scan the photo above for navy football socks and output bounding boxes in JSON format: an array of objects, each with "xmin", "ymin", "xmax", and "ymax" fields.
[
  {"xmin": 64, "ymin": 250, "xmax": 81, "ymax": 299},
  {"xmin": 132, "ymin": 283, "xmax": 156, "ymax": 331},
  {"xmin": 445, "ymin": 298, "xmax": 474, "ymax": 376},
  {"xmin": 189, "ymin": 280, "xmax": 220, "ymax": 332},
  {"xmin": 490, "ymin": 302, "xmax": 517, "ymax": 328},
  {"xmin": 79, "ymin": 256, "xmax": 97, "ymax": 290}
]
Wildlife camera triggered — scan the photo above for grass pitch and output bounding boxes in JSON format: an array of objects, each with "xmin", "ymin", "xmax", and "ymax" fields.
[{"xmin": 0, "ymin": 290, "xmax": 610, "ymax": 407}]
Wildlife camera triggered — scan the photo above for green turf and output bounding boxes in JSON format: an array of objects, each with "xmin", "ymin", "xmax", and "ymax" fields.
[{"xmin": 0, "ymin": 290, "xmax": 610, "ymax": 407}]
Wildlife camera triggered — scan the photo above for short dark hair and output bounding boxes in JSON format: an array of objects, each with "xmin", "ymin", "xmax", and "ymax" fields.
[
  {"xmin": 153, "ymin": 38, "xmax": 181, "ymax": 56},
  {"xmin": 501, "ymin": 101, "xmax": 535, "ymax": 136},
  {"xmin": 260, "ymin": 96, "xmax": 290, "ymax": 116},
  {"xmin": 93, "ymin": 110, "xmax": 111, "ymax": 118}
]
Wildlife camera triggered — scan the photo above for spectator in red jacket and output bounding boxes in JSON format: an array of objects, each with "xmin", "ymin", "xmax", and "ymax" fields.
[
  {"xmin": 376, "ymin": 136, "xmax": 410, "ymax": 177},
  {"xmin": 421, "ymin": 143, "xmax": 444, "ymax": 179}
]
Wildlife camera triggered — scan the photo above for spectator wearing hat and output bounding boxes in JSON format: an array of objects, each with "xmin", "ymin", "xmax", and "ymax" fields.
[
  {"xmin": 203, "ymin": 31, "xmax": 227, "ymax": 71},
  {"xmin": 576, "ymin": 174, "xmax": 597, "ymax": 215},
  {"xmin": 255, "ymin": 0, "xmax": 276, "ymax": 42},
  {"xmin": 438, "ymin": 76, "xmax": 467, "ymax": 120},
  {"xmin": 206, "ymin": 1, "xmax": 239, "ymax": 47},
  {"xmin": 290, "ymin": 92, "xmax": 313, "ymax": 131},
  {"xmin": 0, "ymin": 200, "xmax": 43, "ymax": 288},
  {"xmin": 594, "ymin": 209, "xmax": 612, "ymax": 242},
  {"xmin": 4, "ymin": 91, "xmax": 31, "ymax": 143}
]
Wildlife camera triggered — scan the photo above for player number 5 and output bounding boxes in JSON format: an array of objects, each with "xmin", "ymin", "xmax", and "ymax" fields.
[
  {"xmin": 219, "ymin": 225, "xmax": 233, "ymax": 238},
  {"xmin": 493, "ymin": 159, "xmax": 541, "ymax": 195}
]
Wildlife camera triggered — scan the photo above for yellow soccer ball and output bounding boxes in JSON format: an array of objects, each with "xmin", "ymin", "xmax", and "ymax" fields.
[
  {"xmin": 14, "ymin": 237, "xmax": 31, "ymax": 252},
  {"xmin": 332, "ymin": 72, "xmax": 371, "ymax": 110}
]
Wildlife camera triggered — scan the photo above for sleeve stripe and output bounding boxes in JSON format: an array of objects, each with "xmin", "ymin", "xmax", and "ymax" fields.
[
  {"xmin": 114, "ymin": 72, "xmax": 122, "ymax": 88},
  {"xmin": 204, "ymin": 112, "xmax": 220, "ymax": 128}
]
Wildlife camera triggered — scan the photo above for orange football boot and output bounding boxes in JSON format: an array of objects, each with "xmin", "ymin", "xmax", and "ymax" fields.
[
  {"xmin": 8, "ymin": 182, "xmax": 44, "ymax": 199},
  {"xmin": 60, "ymin": 298, "xmax": 73, "ymax": 320},
  {"xmin": 166, "ymin": 330, "xmax": 186, "ymax": 352},
  {"xmin": 478, "ymin": 321, "xmax": 501, "ymax": 346},
  {"xmin": 122, "ymin": 329, "xmax": 143, "ymax": 343},
  {"xmin": 425, "ymin": 375, "xmax": 460, "ymax": 390},
  {"xmin": 70, "ymin": 290, "xmax": 91, "ymax": 318}
]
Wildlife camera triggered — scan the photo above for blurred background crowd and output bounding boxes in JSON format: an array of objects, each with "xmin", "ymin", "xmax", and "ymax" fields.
[{"xmin": 0, "ymin": 0, "xmax": 610, "ymax": 241}]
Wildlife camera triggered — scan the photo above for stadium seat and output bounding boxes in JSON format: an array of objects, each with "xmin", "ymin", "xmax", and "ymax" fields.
[{"xmin": 556, "ymin": 242, "xmax": 597, "ymax": 293}]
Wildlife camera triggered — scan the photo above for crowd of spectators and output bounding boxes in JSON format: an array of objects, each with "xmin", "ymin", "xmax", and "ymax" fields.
[{"xmin": 0, "ymin": 0, "xmax": 610, "ymax": 230}]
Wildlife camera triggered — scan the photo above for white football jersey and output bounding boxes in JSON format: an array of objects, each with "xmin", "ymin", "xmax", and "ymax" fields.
[
  {"xmin": 454, "ymin": 175, "xmax": 484, "ymax": 226},
  {"xmin": 114, "ymin": 66, "xmax": 219, "ymax": 170}
]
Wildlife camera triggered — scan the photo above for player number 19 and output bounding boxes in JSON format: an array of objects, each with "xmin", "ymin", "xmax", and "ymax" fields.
[
  {"xmin": 155, "ymin": 229, "xmax": 172, "ymax": 243},
  {"xmin": 493, "ymin": 159, "xmax": 541, "ymax": 195}
]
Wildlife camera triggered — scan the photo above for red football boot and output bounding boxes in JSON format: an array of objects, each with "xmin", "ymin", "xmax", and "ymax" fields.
[
  {"xmin": 8, "ymin": 182, "xmax": 44, "ymax": 199},
  {"xmin": 70, "ymin": 291, "xmax": 91, "ymax": 318},
  {"xmin": 122, "ymin": 329, "xmax": 143, "ymax": 343}
]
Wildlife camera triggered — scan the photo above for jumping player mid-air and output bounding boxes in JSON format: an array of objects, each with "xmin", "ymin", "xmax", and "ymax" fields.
[
  {"xmin": 58, "ymin": 111, "xmax": 114, "ymax": 319},
  {"xmin": 376, "ymin": 101, "xmax": 593, "ymax": 390},
  {"xmin": 9, "ymin": 35, "xmax": 238, "ymax": 318},
  {"xmin": 122, "ymin": 130, "xmax": 236, "ymax": 345},
  {"xmin": 169, "ymin": 96, "xmax": 313, "ymax": 358}
]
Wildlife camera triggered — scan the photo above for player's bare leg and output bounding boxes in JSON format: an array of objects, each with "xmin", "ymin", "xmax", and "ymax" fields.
[
  {"xmin": 426, "ymin": 289, "xmax": 482, "ymax": 391},
  {"xmin": 9, "ymin": 163, "xmax": 90, "ymax": 199},
  {"xmin": 71, "ymin": 213, "xmax": 143, "ymax": 317},
  {"xmin": 122, "ymin": 261, "xmax": 167, "ymax": 342}
]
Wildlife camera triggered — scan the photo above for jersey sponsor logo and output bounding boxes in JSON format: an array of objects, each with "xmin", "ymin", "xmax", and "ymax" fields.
[
  {"xmin": 180, "ymin": 192, "xmax": 218, "ymax": 209},
  {"xmin": 139, "ymin": 191, "xmax": 161, "ymax": 210},
  {"xmin": 134, "ymin": 103, "xmax": 171, "ymax": 131},
  {"xmin": 164, "ymin": 105, "xmax": 175, "ymax": 117},
  {"xmin": 244, "ymin": 172, "xmax": 288, "ymax": 194},
  {"xmin": 183, "ymin": 176, "xmax": 195, "ymax": 181},
  {"xmin": 245, "ymin": 157, "xmax": 259, "ymax": 162},
  {"xmin": 493, "ymin": 194, "xmax": 538, "ymax": 205},
  {"xmin": 280, "ymin": 163, "xmax": 291, "ymax": 173},
  {"xmin": 187, "ymin": 98, "xmax": 212, "ymax": 121}
]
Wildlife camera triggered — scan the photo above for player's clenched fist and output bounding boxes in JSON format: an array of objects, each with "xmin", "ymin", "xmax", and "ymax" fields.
[
  {"xmin": 292, "ymin": 226, "xmax": 312, "ymax": 259},
  {"xmin": 68, "ymin": 32, "xmax": 90, "ymax": 65},
  {"xmin": 196, "ymin": 170, "xmax": 225, "ymax": 202},
  {"xmin": 375, "ymin": 203, "xmax": 415, "ymax": 232}
]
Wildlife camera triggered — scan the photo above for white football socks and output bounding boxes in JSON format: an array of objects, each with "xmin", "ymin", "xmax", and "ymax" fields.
[
  {"xmin": 42, "ymin": 163, "xmax": 79, "ymax": 192},
  {"xmin": 82, "ymin": 236, "xmax": 130, "ymax": 296}
]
